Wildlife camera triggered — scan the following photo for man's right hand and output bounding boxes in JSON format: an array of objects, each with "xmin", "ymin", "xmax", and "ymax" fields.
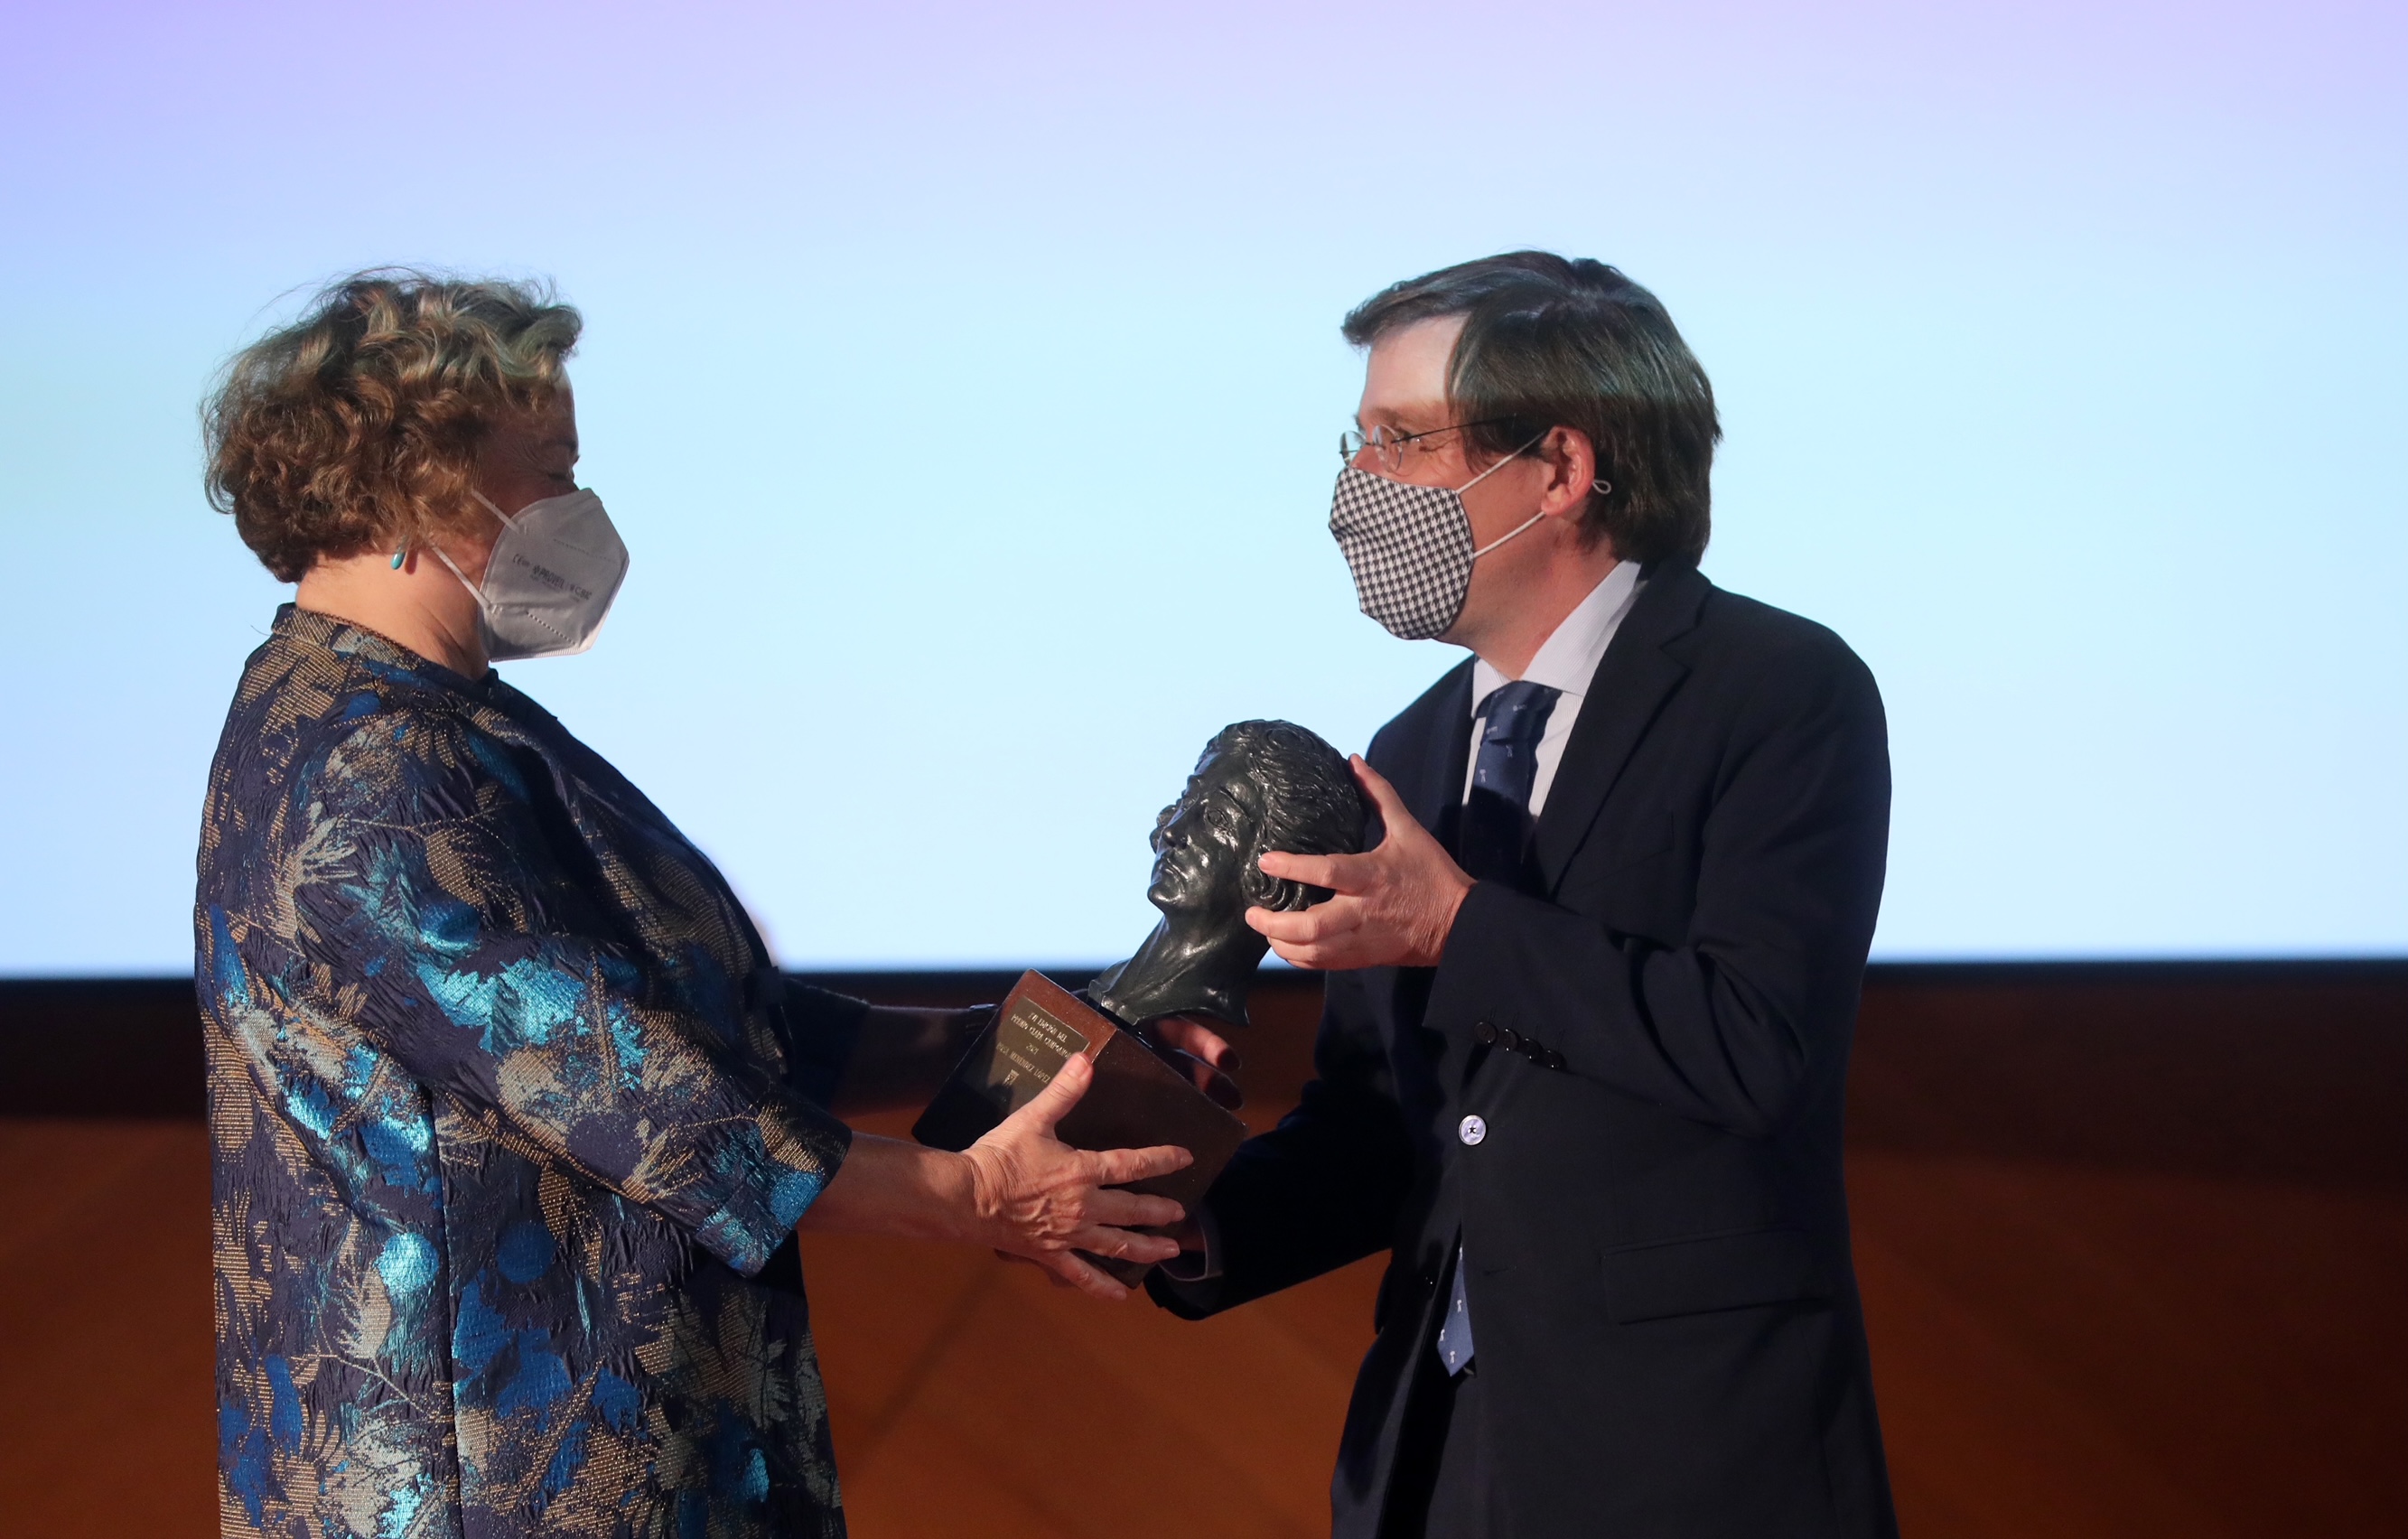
[{"xmin": 963, "ymin": 1053, "xmax": 1193, "ymax": 1301}]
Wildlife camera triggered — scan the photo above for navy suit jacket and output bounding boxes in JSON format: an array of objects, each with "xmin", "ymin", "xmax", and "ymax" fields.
[{"xmin": 1153, "ymin": 563, "xmax": 1899, "ymax": 1539}]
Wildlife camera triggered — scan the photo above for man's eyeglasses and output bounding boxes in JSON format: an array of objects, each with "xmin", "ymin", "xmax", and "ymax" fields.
[{"xmin": 1339, "ymin": 419, "xmax": 1522, "ymax": 475}]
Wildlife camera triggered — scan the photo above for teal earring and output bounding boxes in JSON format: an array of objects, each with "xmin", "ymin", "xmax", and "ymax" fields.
[{"xmin": 390, "ymin": 546, "xmax": 406, "ymax": 570}]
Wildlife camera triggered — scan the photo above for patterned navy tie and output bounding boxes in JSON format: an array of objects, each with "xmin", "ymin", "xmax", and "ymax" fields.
[
  {"xmin": 1439, "ymin": 678, "xmax": 1560, "ymax": 1378},
  {"xmin": 1457, "ymin": 680, "xmax": 1562, "ymax": 882}
]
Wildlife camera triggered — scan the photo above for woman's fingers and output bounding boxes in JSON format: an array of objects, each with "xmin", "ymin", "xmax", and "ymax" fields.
[
  {"xmin": 993, "ymin": 1249, "xmax": 1080, "ymax": 1288},
  {"xmin": 1081, "ymin": 1142, "xmax": 1192, "ymax": 1188},
  {"xmin": 1036, "ymin": 1248, "xmax": 1127, "ymax": 1301},
  {"xmin": 1069, "ymin": 1226, "xmax": 1182, "ymax": 1263},
  {"xmin": 967, "ymin": 1077, "xmax": 1196, "ymax": 1296},
  {"xmin": 1002, "ymin": 1050, "xmax": 1093, "ymax": 1138},
  {"xmin": 1084, "ymin": 1187, "xmax": 1186, "ymax": 1229}
]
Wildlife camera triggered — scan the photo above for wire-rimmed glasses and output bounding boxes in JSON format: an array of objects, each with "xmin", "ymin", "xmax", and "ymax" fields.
[{"xmin": 1339, "ymin": 418, "xmax": 1521, "ymax": 474}]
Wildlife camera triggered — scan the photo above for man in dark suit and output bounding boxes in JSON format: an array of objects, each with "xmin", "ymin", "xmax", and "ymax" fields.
[{"xmin": 1149, "ymin": 253, "xmax": 1898, "ymax": 1538}]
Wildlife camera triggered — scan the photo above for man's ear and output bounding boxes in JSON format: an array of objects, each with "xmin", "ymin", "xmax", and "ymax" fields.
[{"xmin": 1538, "ymin": 425, "xmax": 1600, "ymax": 519}]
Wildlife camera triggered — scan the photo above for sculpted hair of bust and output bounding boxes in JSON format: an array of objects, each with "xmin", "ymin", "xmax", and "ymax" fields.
[{"xmin": 1090, "ymin": 720, "xmax": 1368, "ymax": 1030}]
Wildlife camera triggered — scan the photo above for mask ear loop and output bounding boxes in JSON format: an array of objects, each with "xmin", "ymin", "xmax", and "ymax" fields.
[
  {"xmin": 424, "ymin": 541, "xmax": 487, "ymax": 604},
  {"xmin": 1464, "ymin": 433, "xmax": 1555, "ymax": 560},
  {"xmin": 1470, "ymin": 511, "xmax": 1547, "ymax": 560},
  {"xmin": 1454, "ymin": 434, "xmax": 1548, "ymax": 493},
  {"xmin": 423, "ymin": 490, "xmax": 518, "ymax": 599}
]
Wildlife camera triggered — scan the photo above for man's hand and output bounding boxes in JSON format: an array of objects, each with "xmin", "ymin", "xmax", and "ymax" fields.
[
  {"xmin": 1246, "ymin": 756, "xmax": 1472, "ymax": 971},
  {"xmin": 1134, "ymin": 1014, "xmax": 1244, "ymax": 1109}
]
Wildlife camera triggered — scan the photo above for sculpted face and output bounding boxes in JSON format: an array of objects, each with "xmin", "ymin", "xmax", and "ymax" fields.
[
  {"xmin": 1145, "ymin": 748, "xmax": 1263, "ymax": 923},
  {"xmin": 1092, "ymin": 719, "xmax": 1365, "ymax": 1031}
]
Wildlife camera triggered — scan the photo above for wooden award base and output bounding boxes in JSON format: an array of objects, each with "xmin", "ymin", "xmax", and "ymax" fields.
[{"xmin": 911, "ymin": 970, "xmax": 1249, "ymax": 1283}]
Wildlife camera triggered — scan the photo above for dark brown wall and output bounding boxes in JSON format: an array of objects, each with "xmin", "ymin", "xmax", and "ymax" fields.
[
  {"xmin": 2, "ymin": 965, "xmax": 2402, "ymax": 1536},
  {"xmin": 1843, "ymin": 965, "xmax": 2408, "ymax": 1537}
]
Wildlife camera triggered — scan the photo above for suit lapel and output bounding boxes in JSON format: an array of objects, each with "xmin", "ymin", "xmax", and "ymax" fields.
[
  {"xmin": 1405, "ymin": 660, "xmax": 1475, "ymax": 853},
  {"xmin": 1532, "ymin": 564, "xmax": 1710, "ymax": 892},
  {"xmin": 1382, "ymin": 661, "xmax": 1474, "ymax": 1122}
]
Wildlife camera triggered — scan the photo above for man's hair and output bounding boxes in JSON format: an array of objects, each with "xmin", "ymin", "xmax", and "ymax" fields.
[
  {"xmin": 204, "ymin": 270, "xmax": 582, "ymax": 582},
  {"xmin": 1199, "ymin": 720, "xmax": 1368, "ymax": 912},
  {"xmin": 1342, "ymin": 251, "xmax": 1720, "ymax": 567}
]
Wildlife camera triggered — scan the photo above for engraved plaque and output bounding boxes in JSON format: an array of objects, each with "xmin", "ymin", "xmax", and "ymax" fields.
[{"xmin": 973, "ymin": 995, "xmax": 1090, "ymax": 1112}]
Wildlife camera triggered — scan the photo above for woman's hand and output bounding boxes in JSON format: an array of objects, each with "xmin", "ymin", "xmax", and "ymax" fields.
[
  {"xmin": 799, "ymin": 1050, "xmax": 1193, "ymax": 1301},
  {"xmin": 964, "ymin": 1053, "xmax": 1194, "ymax": 1300}
]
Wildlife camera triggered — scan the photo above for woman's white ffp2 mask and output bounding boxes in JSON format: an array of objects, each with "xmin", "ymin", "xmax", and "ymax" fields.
[{"xmin": 429, "ymin": 488, "xmax": 630, "ymax": 662}]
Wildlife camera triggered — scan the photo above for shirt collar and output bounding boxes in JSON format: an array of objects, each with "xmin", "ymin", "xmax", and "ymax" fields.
[{"xmin": 1470, "ymin": 559, "xmax": 1645, "ymax": 710}]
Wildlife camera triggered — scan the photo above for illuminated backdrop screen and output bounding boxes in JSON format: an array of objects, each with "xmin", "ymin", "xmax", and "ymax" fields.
[{"xmin": 2, "ymin": 0, "xmax": 2402, "ymax": 973}]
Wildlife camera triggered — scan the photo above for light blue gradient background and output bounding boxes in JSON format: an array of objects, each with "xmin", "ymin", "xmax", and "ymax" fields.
[{"xmin": 3, "ymin": 0, "xmax": 2401, "ymax": 972}]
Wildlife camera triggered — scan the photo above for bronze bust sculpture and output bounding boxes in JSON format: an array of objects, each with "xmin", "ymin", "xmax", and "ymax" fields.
[
  {"xmin": 913, "ymin": 720, "xmax": 1367, "ymax": 1232},
  {"xmin": 1089, "ymin": 720, "xmax": 1368, "ymax": 1030}
]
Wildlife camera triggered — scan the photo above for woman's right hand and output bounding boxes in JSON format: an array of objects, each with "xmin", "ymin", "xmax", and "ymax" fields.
[{"xmin": 964, "ymin": 1052, "xmax": 1193, "ymax": 1301}]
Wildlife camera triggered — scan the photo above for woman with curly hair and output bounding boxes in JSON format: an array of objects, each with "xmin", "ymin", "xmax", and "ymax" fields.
[{"xmin": 195, "ymin": 271, "xmax": 1203, "ymax": 1538}]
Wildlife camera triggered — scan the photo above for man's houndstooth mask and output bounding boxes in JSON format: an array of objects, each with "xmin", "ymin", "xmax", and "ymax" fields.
[{"xmin": 1327, "ymin": 440, "xmax": 1546, "ymax": 640}]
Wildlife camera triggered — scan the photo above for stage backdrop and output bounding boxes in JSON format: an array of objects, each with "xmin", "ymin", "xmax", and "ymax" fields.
[{"xmin": 2, "ymin": 0, "xmax": 2402, "ymax": 973}]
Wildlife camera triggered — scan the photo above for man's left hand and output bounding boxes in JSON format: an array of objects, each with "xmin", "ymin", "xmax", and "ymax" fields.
[
  {"xmin": 1134, "ymin": 1015, "xmax": 1244, "ymax": 1109},
  {"xmin": 1246, "ymin": 756, "xmax": 1472, "ymax": 971}
]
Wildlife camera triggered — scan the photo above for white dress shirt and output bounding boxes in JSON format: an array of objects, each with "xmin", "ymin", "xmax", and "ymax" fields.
[{"xmin": 1462, "ymin": 560, "xmax": 1645, "ymax": 816}]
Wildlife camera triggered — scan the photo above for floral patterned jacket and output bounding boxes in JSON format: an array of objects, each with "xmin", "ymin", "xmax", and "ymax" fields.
[{"xmin": 198, "ymin": 605, "xmax": 862, "ymax": 1538}]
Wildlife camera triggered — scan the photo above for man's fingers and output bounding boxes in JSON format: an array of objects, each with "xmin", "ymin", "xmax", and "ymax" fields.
[
  {"xmin": 1132, "ymin": 1017, "xmax": 1243, "ymax": 1108},
  {"xmin": 1265, "ymin": 937, "xmax": 1317, "ymax": 968},
  {"xmin": 1081, "ymin": 1142, "xmax": 1193, "ymax": 1188},
  {"xmin": 1180, "ymin": 1053, "xmax": 1244, "ymax": 1110},
  {"xmin": 1351, "ymin": 755, "xmax": 1413, "ymax": 824},
  {"xmin": 1257, "ymin": 848, "xmax": 1358, "ymax": 891},
  {"xmin": 1247, "ymin": 897, "xmax": 1363, "ymax": 944},
  {"xmin": 1150, "ymin": 1016, "xmax": 1238, "ymax": 1071},
  {"xmin": 1160, "ymin": 1049, "xmax": 1243, "ymax": 1108},
  {"xmin": 1002, "ymin": 1049, "xmax": 1091, "ymax": 1137},
  {"xmin": 1245, "ymin": 905, "xmax": 1306, "ymax": 942},
  {"xmin": 1265, "ymin": 931, "xmax": 1369, "ymax": 970},
  {"xmin": 1086, "ymin": 1188, "xmax": 1188, "ymax": 1229}
]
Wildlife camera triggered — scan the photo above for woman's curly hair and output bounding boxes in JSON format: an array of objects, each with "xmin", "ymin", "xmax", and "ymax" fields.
[{"xmin": 204, "ymin": 271, "xmax": 582, "ymax": 581}]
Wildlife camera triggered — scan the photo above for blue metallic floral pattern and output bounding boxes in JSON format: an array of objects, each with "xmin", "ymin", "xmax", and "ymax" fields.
[{"xmin": 197, "ymin": 606, "xmax": 862, "ymax": 1537}]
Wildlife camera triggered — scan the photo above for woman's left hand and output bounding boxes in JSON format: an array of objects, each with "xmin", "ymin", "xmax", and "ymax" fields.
[{"xmin": 963, "ymin": 1053, "xmax": 1194, "ymax": 1300}]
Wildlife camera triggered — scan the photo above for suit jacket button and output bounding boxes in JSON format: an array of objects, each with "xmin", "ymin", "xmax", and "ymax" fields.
[
  {"xmin": 1547, "ymin": 1050, "xmax": 1568, "ymax": 1070},
  {"xmin": 1497, "ymin": 1027, "xmax": 1520, "ymax": 1051},
  {"xmin": 1458, "ymin": 1114, "xmax": 1488, "ymax": 1146},
  {"xmin": 1472, "ymin": 1020, "xmax": 1498, "ymax": 1045}
]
